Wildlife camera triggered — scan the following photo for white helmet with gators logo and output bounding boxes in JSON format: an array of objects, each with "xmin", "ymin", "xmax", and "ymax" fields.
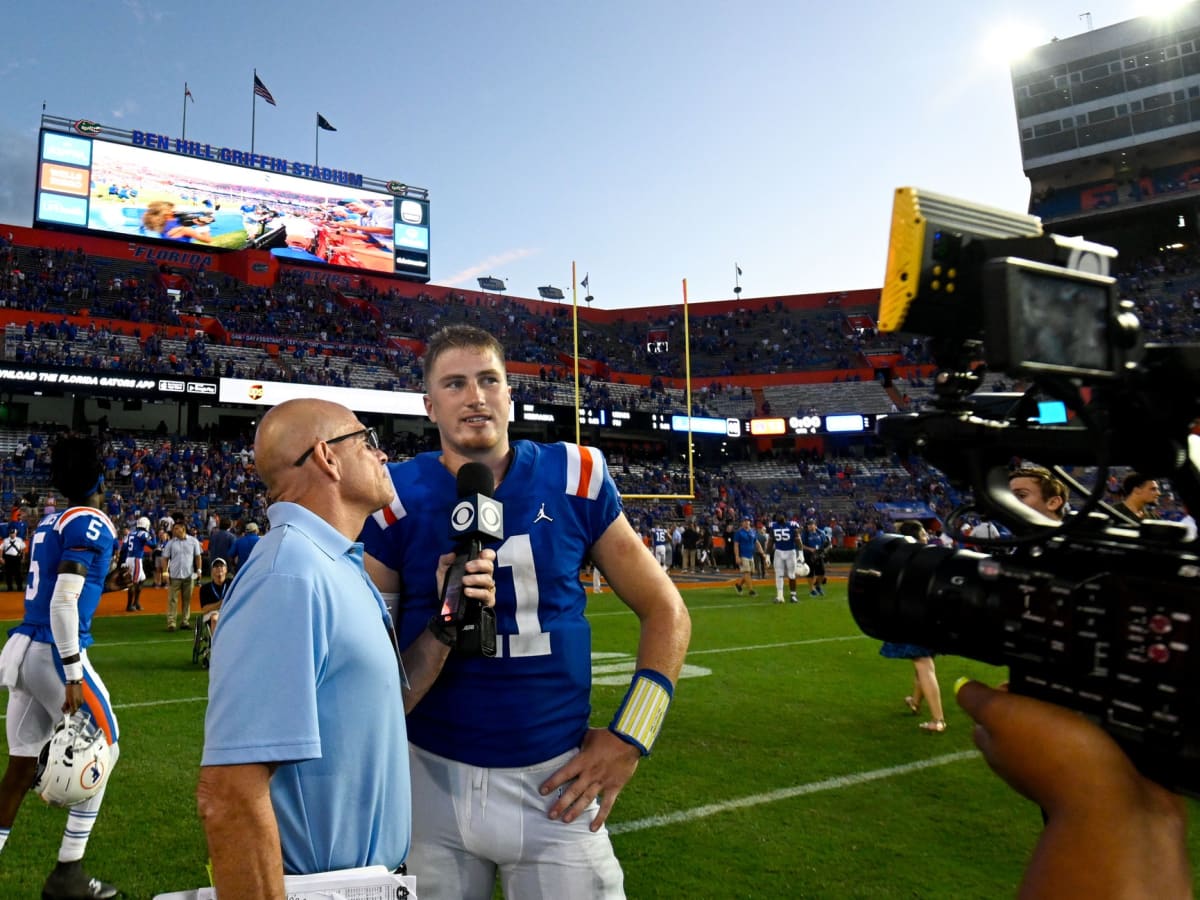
[
  {"xmin": 136, "ymin": 516, "xmax": 151, "ymax": 530},
  {"xmin": 34, "ymin": 710, "xmax": 114, "ymax": 807}
]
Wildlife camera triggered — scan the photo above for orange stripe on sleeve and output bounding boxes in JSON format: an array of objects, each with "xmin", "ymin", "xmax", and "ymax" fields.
[{"xmin": 576, "ymin": 446, "xmax": 594, "ymax": 497}]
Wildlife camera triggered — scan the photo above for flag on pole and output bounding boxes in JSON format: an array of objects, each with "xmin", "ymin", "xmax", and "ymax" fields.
[
  {"xmin": 736, "ymin": 265, "xmax": 742, "ymax": 277},
  {"xmin": 317, "ymin": 113, "xmax": 337, "ymax": 132},
  {"xmin": 581, "ymin": 274, "xmax": 589, "ymax": 289},
  {"xmin": 185, "ymin": 83, "xmax": 194, "ymax": 103},
  {"xmin": 253, "ymin": 74, "xmax": 277, "ymax": 106}
]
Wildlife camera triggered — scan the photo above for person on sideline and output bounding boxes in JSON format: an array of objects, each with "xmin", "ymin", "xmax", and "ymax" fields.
[
  {"xmin": 732, "ymin": 517, "xmax": 760, "ymax": 597},
  {"xmin": 361, "ymin": 325, "xmax": 691, "ymax": 900},
  {"xmin": 161, "ymin": 521, "xmax": 201, "ymax": 632},
  {"xmin": 0, "ymin": 435, "xmax": 129, "ymax": 899},
  {"xmin": 878, "ymin": 520, "xmax": 946, "ymax": 733},
  {"xmin": 198, "ymin": 398, "xmax": 496, "ymax": 898}
]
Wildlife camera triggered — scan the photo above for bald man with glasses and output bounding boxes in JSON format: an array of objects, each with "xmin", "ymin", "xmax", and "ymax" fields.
[{"xmin": 198, "ymin": 398, "xmax": 495, "ymax": 899}]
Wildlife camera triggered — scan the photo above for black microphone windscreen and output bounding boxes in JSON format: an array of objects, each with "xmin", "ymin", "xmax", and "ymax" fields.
[{"xmin": 456, "ymin": 462, "xmax": 495, "ymax": 499}]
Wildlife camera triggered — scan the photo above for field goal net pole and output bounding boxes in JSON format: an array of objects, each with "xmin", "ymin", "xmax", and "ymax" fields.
[{"xmin": 571, "ymin": 266, "xmax": 695, "ymax": 503}]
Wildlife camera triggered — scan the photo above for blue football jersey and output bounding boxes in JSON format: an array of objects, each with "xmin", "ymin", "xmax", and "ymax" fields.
[
  {"xmin": 651, "ymin": 527, "xmax": 669, "ymax": 546},
  {"xmin": 11, "ymin": 506, "xmax": 118, "ymax": 650},
  {"xmin": 360, "ymin": 441, "xmax": 623, "ymax": 767},
  {"xmin": 121, "ymin": 527, "xmax": 155, "ymax": 562},
  {"xmin": 770, "ymin": 520, "xmax": 800, "ymax": 552}
]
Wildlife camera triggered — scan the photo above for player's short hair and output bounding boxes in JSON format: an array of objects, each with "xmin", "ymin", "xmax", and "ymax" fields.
[
  {"xmin": 50, "ymin": 435, "xmax": 104, "ymax": 503},
  {"xmin": 1121, "ymin": 471, "xmax": 1155, "ymax": 497},
  {"xmin": 895, "ymin": 519, "xmax": 927, "ymax": 541},
  {"xmin": 423, "ymin": 325, "xmax": 506, "ymax": 386}
]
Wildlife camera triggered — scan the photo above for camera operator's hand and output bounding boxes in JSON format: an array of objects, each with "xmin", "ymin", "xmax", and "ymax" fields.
[{"xmin": 956, "ymin": 680, "xmax": 1192, "ymax": 899}]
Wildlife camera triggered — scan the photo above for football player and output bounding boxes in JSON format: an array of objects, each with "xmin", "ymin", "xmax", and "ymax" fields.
[
  {"xmin": 766, "ymin": 513, "xmax": 804, "ymax": 603},
  {"xmin": 361, "ymin": 325, "xmax": 691, "ymax": 900},
  {"xmin": 0, "ymin": 435, "xmax": 128, "ymax": 900},
  {"xmin": 119, "ymin": 515, "xmax": 155, "ymax": 611}
]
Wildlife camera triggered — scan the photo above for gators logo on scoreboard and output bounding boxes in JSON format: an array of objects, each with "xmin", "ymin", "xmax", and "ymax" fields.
[
  {"xmin": 247, "ymin": 384, "xmax": 264, "ymax": 401},
  {"xmin": 385, "ymin": 180, "xmax": 408, "ymax": 195},
  {"xmin": 72, "ymin": 120, "xmax": 102, "ymax": 136}
]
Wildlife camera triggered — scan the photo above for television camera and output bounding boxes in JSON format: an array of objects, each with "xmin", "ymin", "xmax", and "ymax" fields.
[{"xmin": 849, "ymin": 187, "xmax": 1200, "ymax": 796}]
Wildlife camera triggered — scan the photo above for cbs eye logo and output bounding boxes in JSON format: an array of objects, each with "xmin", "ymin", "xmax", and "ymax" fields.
[{"xmin": 451, "ymin": 501, "xmax": 476, "ymax": 532}]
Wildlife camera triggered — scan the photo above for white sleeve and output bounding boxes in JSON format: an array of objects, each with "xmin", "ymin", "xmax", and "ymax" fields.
[{"xmin": 50, "ymin": 572, "xmax": 86, "ymax": 681}]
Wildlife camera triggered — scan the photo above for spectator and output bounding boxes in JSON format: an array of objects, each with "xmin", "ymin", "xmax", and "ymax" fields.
[{"xmin": 162, "ymin": 521, "xmax": 202, "ymax": 632}]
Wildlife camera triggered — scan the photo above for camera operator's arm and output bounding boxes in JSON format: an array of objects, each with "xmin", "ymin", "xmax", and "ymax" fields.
[
  {"xmin": 956, "ymin": 680, "xmax": 1191, "ymax": 899},
  {"xmin": 364, "ymin": 549, "xmax": 495, "ymax": 714}
]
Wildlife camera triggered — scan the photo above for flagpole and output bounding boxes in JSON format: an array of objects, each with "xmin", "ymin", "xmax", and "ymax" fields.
[
  {"xmin": 251, "ymin": 69, "xmax": 258, "ymax": 155},
  {"xmin": 315, "ymin": 115, "xmax": 320, "ymax": 169},
  {"xmin": 182, "ymin": 83, "xmax": 188, "ymax": 140}
]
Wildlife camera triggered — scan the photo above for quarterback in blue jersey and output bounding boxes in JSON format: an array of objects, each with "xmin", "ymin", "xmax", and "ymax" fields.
[
  {"xmin": 362, "ymin": 325, "xmax": 691, "ymax": 900},
  {"xmin": 0, "ymin": 436, "xmax": 129, "ymax": 900}
]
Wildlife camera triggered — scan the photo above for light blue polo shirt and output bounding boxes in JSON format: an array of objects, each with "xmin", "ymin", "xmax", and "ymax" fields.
[{"xmin": 202, "ymin": 501, "xmax": 410, "ymax": 873}]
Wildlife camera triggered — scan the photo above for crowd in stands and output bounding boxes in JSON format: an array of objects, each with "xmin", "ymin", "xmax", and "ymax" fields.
[
  {"xmin": 1, "ymin": 233, "xmax": 1200, "ymax": 557},
  {"xmin": 2, "ymin": 232, "xmax": 1199, "ymax": 389}
]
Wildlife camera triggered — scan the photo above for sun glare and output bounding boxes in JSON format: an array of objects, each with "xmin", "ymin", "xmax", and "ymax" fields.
[
  {"xmin": 981, "ymin": 21, "xmax": 1046, "ymax": 66},
  {"xmin": 1132, "ymin": 0, "xmax": 1196, "ymax": 18}
]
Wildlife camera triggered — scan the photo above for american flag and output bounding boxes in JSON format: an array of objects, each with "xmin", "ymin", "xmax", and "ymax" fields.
[{"xmin": 253, "ymin": 74, "xmax": 276, "ymax": 106}]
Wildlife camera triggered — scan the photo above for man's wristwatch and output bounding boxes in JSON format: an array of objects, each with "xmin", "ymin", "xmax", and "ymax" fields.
[{"xmin": 427, "ymin": 614, "xmax": 456, "ymax": 648}]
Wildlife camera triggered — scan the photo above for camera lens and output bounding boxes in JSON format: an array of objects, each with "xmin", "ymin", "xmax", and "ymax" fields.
[{"xmin": 848, "ymin": 534, "xmax": 1001, "ymax": 662}]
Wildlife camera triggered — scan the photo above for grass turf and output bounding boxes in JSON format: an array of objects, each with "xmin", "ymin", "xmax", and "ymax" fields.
[{"xmin": 0, "ymin": 580, "xmax": 1196, "ymax": 898}]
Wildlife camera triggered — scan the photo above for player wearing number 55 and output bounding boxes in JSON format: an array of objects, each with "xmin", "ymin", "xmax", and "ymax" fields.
[{"xmin": 361, "ymin": 325, "xmax": 692, "ymax": 900}]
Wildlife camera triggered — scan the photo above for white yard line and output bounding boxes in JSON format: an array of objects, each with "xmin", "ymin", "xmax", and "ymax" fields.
[
  {"xmin": 0, "ymin": 695, "xmax": 208, "ymax": 720},
  {"xmin": 609, "ymin": 751, "xmax": 979, "ymax": 835},
  {"xmin": 685, "ymin": 635, "xmax": 868, "ymax": 655}
]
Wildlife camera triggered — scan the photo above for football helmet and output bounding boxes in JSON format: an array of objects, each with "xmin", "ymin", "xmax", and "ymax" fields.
[
  {"xmin": 33, "ymin": 710, "xmax": 113, "ymax": 807},
  {"xmin": 136, "ymin": 516, "xmax": 151, "ymax": 531}
]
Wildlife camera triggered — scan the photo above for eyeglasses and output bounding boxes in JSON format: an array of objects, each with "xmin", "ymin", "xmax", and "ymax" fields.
[{"xmin": 292, "ymin": 426, "xmax": 379, "ymax": 467}]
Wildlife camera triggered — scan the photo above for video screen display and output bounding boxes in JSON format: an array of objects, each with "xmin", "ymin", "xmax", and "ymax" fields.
[
  {"xmin": 34, "ymin": 131, "xmax": 430, "ymax": 277},
  {"xmin": 1015, "ymin": 269, "xmax": 1111, "ymax": 374}
]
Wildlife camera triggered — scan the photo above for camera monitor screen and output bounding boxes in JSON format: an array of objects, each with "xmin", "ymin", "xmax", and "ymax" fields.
[
  {"xmin": 986, "ymin": 257, "xmax": 1118, "ymax": 378},
  {"xmin": 1015, "ymin": 267, "xmax": 1112, "ymax": 374}
]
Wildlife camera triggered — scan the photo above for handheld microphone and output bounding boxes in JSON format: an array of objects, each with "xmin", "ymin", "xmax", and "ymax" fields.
[{"xmin": 437, "ymin": 462, "xmax": 503, "ymax": 656}]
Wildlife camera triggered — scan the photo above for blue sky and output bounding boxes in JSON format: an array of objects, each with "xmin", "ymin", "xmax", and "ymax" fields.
[{"xmin": 0, "ymin": 1, "xmax": 1166, "ymax": 309}]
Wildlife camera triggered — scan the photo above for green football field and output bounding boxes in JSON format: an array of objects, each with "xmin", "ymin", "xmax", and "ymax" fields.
[{"xmin": 1, "ymin": 582, "xmax": 1197, "ymax": 898}]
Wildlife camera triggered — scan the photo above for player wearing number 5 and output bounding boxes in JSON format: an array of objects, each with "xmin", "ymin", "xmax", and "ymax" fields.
[
  {"xmin": 361, "ymin": 325, "xmax": 692, "ymax": 900},
  {"xmin": 0, "ymin": 436, "xmax": 129, "ymax": 900}
]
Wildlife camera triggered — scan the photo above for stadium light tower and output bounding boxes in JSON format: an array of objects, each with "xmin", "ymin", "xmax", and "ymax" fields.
[
  {"xmin": 477, "ymin": 276, "xmax": 507, "ymax": 292},
  {"xmin": 537, "ymin": 285, "xmax": 565, "ymax": 301}
]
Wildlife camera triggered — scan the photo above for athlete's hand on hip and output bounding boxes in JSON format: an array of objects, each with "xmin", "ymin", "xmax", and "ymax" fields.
[{"xmin": 540, "ymin": 727, "xmax": 640, "ymax": 831}]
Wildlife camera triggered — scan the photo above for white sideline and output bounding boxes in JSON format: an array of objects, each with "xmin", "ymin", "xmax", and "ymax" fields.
[
  {"xmin": 609, "ymin": 750, "xmax": 979, "ymax": 835},
  {"xmin": 0, "ymin": 695, "xmax": 207, "ymax": 719},
  {"xmin": 589, "ymin": 599, "xmax": 839, "ymax": 617},
  {"xmin": 686, "ymin": 635, "xmax": 867, "ymax": 655}
]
